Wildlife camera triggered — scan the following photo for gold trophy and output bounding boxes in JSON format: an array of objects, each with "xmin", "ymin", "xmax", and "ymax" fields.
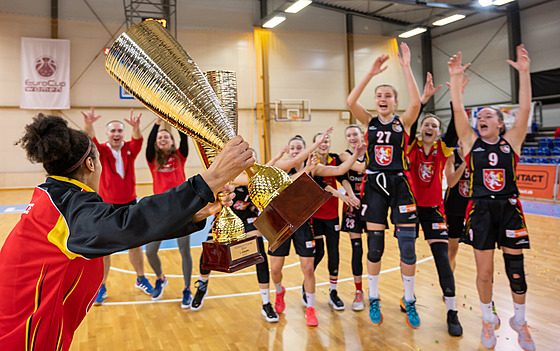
[{"xmin": 105, "ymin": 20, "xmax": 331, "ymax": 256}]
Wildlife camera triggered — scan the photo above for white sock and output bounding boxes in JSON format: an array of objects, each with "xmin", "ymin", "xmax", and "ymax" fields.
[
  {"xmin": 367, "ymin": 274, "xmax": 379, "ymax": 299},
  {"xmin": 444, "ymin": 296, "xmax": 456, "ymax": 311},
  {"xmin": 481, "ymin": 301, "xmax": 494, "ymax": 323},
  {"xmin": 199, "ymin": 276, "xmax": 209, "ymax": 283},
  {"xmin": 306, "ymin": 292, "xmax": 315, "ymax": 308},
  {"xmin": 274, "ymin": 282, "xmax": 283, "ymax": 294},
  {"xmin": 402, "ymin": 274, "xmax": 415, "ymax": 301},
  {"xmin": 260, "ymin": 289, "xmax": 270, "ymax": 305},
  {"xmin": 513, "ymin": 302, "xmax": 526, "ymax": 324},
  {"xmin": 329, "ymin": 278, "xmax": 338, "ymax": 292}
]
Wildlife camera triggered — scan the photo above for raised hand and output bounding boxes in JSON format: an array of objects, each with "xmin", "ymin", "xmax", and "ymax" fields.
[
  {"xmin": 354, "ymin": 142, "xmax": 367, "ymax": 158},
  {"xmin": 81, "ymin": 106, "xmax": 102, "ymax": 125},
  {"xmin": 421, "ymin": 72, "xmax": 443, "ymax": 104},
  {"xmin": 506, "ymin": 44, "xmax": 530, "ymax": 72},
  {"xmin": 124, "ymin": 108, "xmax": 142, "ymax": 127},
  {"xmin": 397, "ymin": 42, "xmax": 411, "ymax": 67},
  {"xmin": 368, "ymin": 55, "xmax": 389, "ymax": 76},
  {"xmin": 305, "ymin": 153, "xmax": 319, "ymax": 173},
  {"xmin": 448, "ymin": 52, "xmax": 471, "ymax": 77},
  {"xmin": 446, "ymin": 72, "xmax": 470, "ymax": 94},
  {"xmin": 315, "ymin": 127, "xmax": 334, "ymax": 145}
]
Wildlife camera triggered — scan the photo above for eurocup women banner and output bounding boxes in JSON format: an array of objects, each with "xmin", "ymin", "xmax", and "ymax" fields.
[
  {"xmin": 20, "ymin": 38, "xmax": 70, "ymax": 109},
  {"xmin": 469, "ymin": 102, "xmax": 536, "ymax": 131}
]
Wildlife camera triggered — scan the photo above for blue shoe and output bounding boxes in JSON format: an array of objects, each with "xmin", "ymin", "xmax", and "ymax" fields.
[
  {"xmin": 401, "ymin": 297, "xmax": 421, "ymax": 329},
  {"xmin": 181, "ymin": 288, "xmax": 192, "ymax": 309},
  {"xmin": 152, "ymin": 277, "xmax": 168, "ymax": 301},
  {"xmin": 368, "ymin": 297, "xmax": 383, "ymax": 325},
  {"xmin": 94, "ymin": 284, "xmax": 107, "ymax": 306},
  {"xmin": 135, "ymin": 276, "xmax": 154, "ymax": 295}
]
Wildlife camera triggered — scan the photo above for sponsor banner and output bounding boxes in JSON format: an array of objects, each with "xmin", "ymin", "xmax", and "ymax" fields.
[
  {"xmin": 470, "ymin": 103, "xmax": 536, "ymax": 131},
  {"xmin": 21, "ymin": 38, "xmax": 70, "ymax": 109},
  {"xmin": 516, "ymin": 164, "xmax": 557, "ymax": 200}
]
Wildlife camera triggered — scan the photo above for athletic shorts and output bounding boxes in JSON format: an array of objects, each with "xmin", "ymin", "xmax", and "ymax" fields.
[
  {"xmin": 269, "ymin": 221, "xmax": 315, "ymax": 257},
  {"xmin": 362, "ymin": 172, "xmax": 418, "ymax": 225},
  {"xmin": 341, "ymin": 203, "xmax": 367, "ymax": 234},
  {"xmin": 465, "ymin": 197, "xmax": 530, "ymax": 250},
  {"xmin": 244, "ymin": 217, "xmax": 257, "ymax": 233},
  {"xmin": 417, "ymin": 206, "xmax": 448, "ymax": 241},
  {"xmin": 446, "ymin": 214, "xmax": 465, "ymax": 239},
  {"xmin": 310, "ymin": 217, "xmax": 340, "ymax": 238}
]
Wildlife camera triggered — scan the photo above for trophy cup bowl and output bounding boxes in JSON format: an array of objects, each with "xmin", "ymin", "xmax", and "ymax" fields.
[{"xmin": 105, "ymin": 20, "xmax": 330, "ymax": 255}]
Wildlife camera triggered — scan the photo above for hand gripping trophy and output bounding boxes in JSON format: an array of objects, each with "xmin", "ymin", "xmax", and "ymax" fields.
[{"xmin": 105, "ymin": 20, "xmax": 330, "ymax": 272}]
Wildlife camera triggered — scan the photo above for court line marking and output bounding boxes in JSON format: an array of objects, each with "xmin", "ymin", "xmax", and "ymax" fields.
[{"xmin": 100, "ymin": 257, "xmax": 434, "ymax": 306}]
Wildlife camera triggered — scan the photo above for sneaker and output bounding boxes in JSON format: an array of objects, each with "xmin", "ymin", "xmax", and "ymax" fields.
[
  {"xmin": 368, "ymin": 298, "xmax": 383, "ymax": 325},
  {"xmin": 152, "ymin": 277, "xmax": 168, "ymax": 301},
  {"xmin": 275, "ymin": 286, "xmax": 286, "ymax": 313},
  {"xmin": 481, "ymin": 320, "xmax": 497, "ymax": 349},
  {"xmin": 447, "ymin": 310, "xmax": 463, "ymax": 336},
  {"xmin": 135, "ymin": 277, "xmax": 154, "ymax": 295},
  {"xmin": 261, "ymin": 302, "xmax": 279, "ymax": 323},
  {"xmin": 181, "ymin": 288, "xmax": 192, "ymax": 309},
  {"xmin": 305, "ymin": 307, "xmax": 318, "ymax": 327},
  {"xmin": 492, "ymin": 301, "xmax": 501, "ymax": 330},
  {"xmin": 191, "ymin": 280, "xmax": 209, "ymax": 311},
  {"xmin": 401, "ymin": 297, "xmax": 421, "ymax": 329},
  {"xmin": 94, "ymin": 284, "xmax": 107, "ymax": 306},
  {"xmin": 328, "ymin": 289, "xmax": 345, "ymax": 310},
  {"xmin": 509, "ymin": 317, "xmax": 536, "ymax": 351},
  {"xmin": 302, "ymin": 285, "xmax": 307, "ymax": 306},
  {"xmin": 352, "ymin": 290, "xmax": 365, "ymax": 311}
]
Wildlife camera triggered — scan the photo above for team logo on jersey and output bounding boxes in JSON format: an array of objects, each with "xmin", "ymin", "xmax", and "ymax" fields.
[
  {"xmin": 418, "ymin": 161, "xmax": 435, "ymax": 182},
  {"xmin": 483, "ymin": 168, "xmax": 505, "ymax": 192},
  {"xmin": 459, "ymin": 180, "xmax": 470, "ymax": 197},
  {"xmin": 392, "ymin": 123, "xmax": 403, "ymax": 132},
  {"xmin": 500, "ymin": 145, "xmax": 511, "ymax": 153},
  {"xmin": 375, "ymin": 145, "xmax": 393, "ymax": 165},
  {"xmin": 233, "ymin": 200, "xmax": 250, "ymax": 211}
]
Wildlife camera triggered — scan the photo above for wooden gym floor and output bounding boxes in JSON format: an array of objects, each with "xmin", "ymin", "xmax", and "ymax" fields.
[{"xmin": 1, "ymin": 185, "xmax": 559, "ymax": 350}]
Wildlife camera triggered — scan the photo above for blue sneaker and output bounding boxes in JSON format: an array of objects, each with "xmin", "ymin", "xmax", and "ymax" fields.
[
  {"xmin": 94, "ymin": 284, "xmax": 107, "ymax": 306},
  {"xmin": 181, "ymin": 288, "xmax": 192, "ymax": 309},
  {"xmin": 368, "ymin": 298, "xmax": 383, "ymax": 325},
  {"xmin": 401, "ymin": 297, "xmax": 421, "ymax": 329},
  {"xmin": 135, "ymin": 276, "xmax": 154, "ymax": 295},
  {"xmin": 152, "ymin": 277, "xmax": 168, "ymax": 301}
]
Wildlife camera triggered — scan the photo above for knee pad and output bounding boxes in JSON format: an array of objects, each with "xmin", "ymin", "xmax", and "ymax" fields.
[
  {"xmin": 367, "ymin": 230, "xmax": 385, "ymax": 263},
  {"xmin": 199, "ymin": 252, "xmax": 211, "ymax": 276},
  {"xmin": 350, "ymin": 238, "xmax": 363, "ymax": 276},
  {"xmin": 255, "ymin": 236, "xmax": 270, "ymax": 284},
  {"xmin": 430, "ymin": 242, "xmax": 455, "ymax": 296},
  {"xmin": 504, "ymin": 253, "xmax": 527, "ymax": 294},
  {"xmin": 396, "ymin": 226, "xmax": 417, "ymax": 265},
  {"xmin": 313, "ymin": 237, "xmax": 325, "ymax": 270}
]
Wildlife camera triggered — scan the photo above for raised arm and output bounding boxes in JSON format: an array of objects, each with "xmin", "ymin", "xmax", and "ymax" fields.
[
  {"xmin": 504, "ymin": 44, "xmax": 532, "ymax": 155},
  {"xmin": 448, "ymin": 52, "xmax": 477, "ymax": 153},
  {"xmin": 313, "ymin": 143, "xmax": 366, "ymax": 177},
  {"xmin": 124, "ymin": 108, "xmax": 142, "ymax": 140},
  {"xmin": 397, "ymin": 43, "xmax": 422, "ymax": 134},
  {"xmin": 444, "ymin": 154, "xmax": 466, "ymax": 188},
  {"xmin": 347, "ymin": 55, "xmax": 389, "ymax": 126},
  {"xmin": 266, "ymin": 145, "xmax": 288, "ymax": 167},
  {"xmin": 274, "ymin": 127, "xmax": 333, "ymax": 171},
  {"xmin": 81, "ymin": 106, "xmax": 101, "ymax": 139}
]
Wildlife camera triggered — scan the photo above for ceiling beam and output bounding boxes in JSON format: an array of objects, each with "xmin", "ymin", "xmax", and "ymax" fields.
[
  {"xmin": 312, "ymin": 1, "xmax": 413, "ymax": 26},
  {"xmin": 372, "ymin": 0, "xmax": 506, "ymax": 13}
]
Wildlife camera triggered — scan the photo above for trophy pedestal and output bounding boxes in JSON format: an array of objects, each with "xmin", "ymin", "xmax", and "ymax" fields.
[
  {"xmin": 255, "ymin": 173, "xmax": 331, "ymax": 252},
  {"xmin": 201, "ymin": 235, "xmax": 264, "ymax": 273}
]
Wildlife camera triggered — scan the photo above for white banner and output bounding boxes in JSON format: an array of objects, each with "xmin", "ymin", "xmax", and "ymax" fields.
[
  {"xmin": 20, "ymin": 38, "xmax": 70, "ymax": 109},
  {"xmin": 470, "ymin": 102, "xmax": 536, "ymax": 131}
]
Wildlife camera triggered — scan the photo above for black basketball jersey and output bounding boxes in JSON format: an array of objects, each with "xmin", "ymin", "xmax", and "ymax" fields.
[
  {"xmin": 231, "ymin": 186, "xmax": 259, "ymax": 221},
  {"xmin": 444, "ymin": 148, "xmax": 470, "ymax": 216},
  {"xmin": 344, "ymin": 149, "xmax": 366, "ymax": 197},
  {"xmin": 366, "ymin": 116, "xmax": 409, "ymax": 172},
  {"xmin": 465, "ymin": 137, "xmax": 519, "ymax": 198}
]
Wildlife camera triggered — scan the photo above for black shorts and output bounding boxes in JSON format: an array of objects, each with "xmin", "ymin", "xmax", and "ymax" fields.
[
  {"xmin": 417, "ymin": 206, "xmax": 448, "ymax": 240},
  {"xmin": 447, "ymin": 214, "xmax": 465, "ymax": 239},
  {"xmin": 465, "ymin": 197, "xmax": 530, "ymax": 250},
  {"xmin": 362, "ymin": 172, "xmax": 418, "ymax": 225},
  {"xmin": 310, "ymin": 217, "xmax": 340, "ymax": 238},
  {"xmin": 269, "ymin": 221, "xmax": 315, "ymax": 257},
  {"xmin": 341, "ymin": 203, "xmax": 367, "ymax": 234},
  {"xmin": 244, "ymin": 217, "xmax": 258, "ymax": 233}
]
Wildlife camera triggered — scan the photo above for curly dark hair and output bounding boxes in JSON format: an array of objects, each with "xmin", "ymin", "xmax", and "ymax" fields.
[{"xmin": 16, "ymin": 113, "xmax": 96, "ymax": 176}]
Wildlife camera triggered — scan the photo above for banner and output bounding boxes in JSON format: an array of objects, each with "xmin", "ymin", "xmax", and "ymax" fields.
[
  {"xmin": 516, "ymin": 164, "xmax": 558, "ymax": 200},
  {"xmin": 470, "ymin": 102, "xmax": 535, "ymax": 131},
  {"xmin": 20, "ymin": 38, "xmax": 70, "ymax": 109}
]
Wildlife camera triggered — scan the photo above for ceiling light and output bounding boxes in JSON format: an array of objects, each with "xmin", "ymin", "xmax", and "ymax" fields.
[
  {"xmin": 432, "ymin": 14, "xmax": 466, "ymax": 26},
  {"xmin": 492, "ymin": 0, "xmax": 515, "ymax": 5},
  {"xmin": 285, "ymin": 0, "xmax": 312, "ymax": 14},
  {"xmin": 398, "ymin": 27, "xmax": 427, "ymax": 38},
  {"xmin": 263, "ymin": 15, "xmax": 286, "ymax": 28},
  {"xmin": 479, "ymin": 0, "xmax": 493, "ymax": 7}
]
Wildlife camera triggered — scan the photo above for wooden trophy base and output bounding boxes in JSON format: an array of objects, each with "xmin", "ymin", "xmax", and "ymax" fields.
[
  {"xmin": 201, "ymin": 235, "xmax": 264, "ymax": 273},
  {"xmin": 254, "ymin": 172, "xmax": 331, "ymax": 252}
]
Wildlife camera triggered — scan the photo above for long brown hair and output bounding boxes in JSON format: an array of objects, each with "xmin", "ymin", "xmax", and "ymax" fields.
[{"xmin": 154, "ymin": 129, "xmax": 177, "ymax": 170}]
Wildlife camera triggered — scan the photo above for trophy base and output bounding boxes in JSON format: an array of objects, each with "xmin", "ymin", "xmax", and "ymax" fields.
[
  {"xmin": 255, "ymin": 172, "xmax": 332, "ymax": 252},
  {"xmin": 201, "ymin": 235, "xmax": 264, "ymax": 273}
]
